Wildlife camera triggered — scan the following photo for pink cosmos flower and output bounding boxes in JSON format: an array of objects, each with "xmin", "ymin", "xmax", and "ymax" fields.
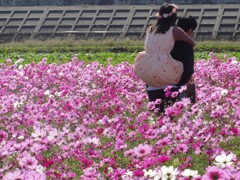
[
  {"xmin": 3, "ymin": 169, "xmax": 24, "ymax": 180},
  {"xmin": 124, "ymin": 149, "xmax": 134, "ymax": 157},
  {"xmin": 176, "ymin": 144, "xmax": 188, "ymax": 153},
  {"xmin": 171, "ymin": 91, "xmax": 179, "ymax": 98},
  {"xmin": 80, "ymin": 167, "xmax": 101, "ymax": 179},
  {"xmin": 202, "ymin": 166, "xmax": 227, "ymax": 180},
  {"xmin": 209, "ymin": 52, "xmax": 214, "ymax": 56},
  {"xmin": 147, "ymin": 101, "xmax": 155, "ymax": 110},
  {"xmin": 6, "ymin": 58, "xmax": 12, "ymax": 64},
  {"xmin": 223, "ymin": 168, "xmax": 240, "ymax": 180},
  {"xmin": 155, "ymin": 99, "xmax": 162, "ymax": 105},
  {"xmin": 0, "ymin": 57, "xmax": 240, "ymax": 178},
  {"xmin": 23, "ymin": 171, "xmax": 46, "ymax": 180},
  {"xmin": 115, "ymin": 138, "xmax": 127, "ymax": 150},
  {"xmin": 156, "ymin": 138, "xmax": 170, "ymax": 148},
  {"xmin": 165, "ymin": 107, "xmax": 176, "ymax": 116},
  {"xmin": 72, "ymin": 56, "xmax": 78, "ymax": 61},
  {"xmin": 108, "ymin": 168, "xmax": 126, "ymax": 180},
  {"xmin": 83, "ymin": 137, "xmax": 100, "ymax": 146},
  {"xmin": 133, "ymin": 144, "xmax": 153, "ymax": 158},
  {"xmin": 66, "ymin": 172, "xmax": 77, "ymax": 179},
  {"xmin": 41, "ymin": 57, "xmax": 47, "ymax": 62},
  {"xmin": 178, "ymin": 85, "xmax": 187, "ymax": 93},
  {"xmin": 19, "ymin": 154, "xmax": 38, "ymax": 170}
]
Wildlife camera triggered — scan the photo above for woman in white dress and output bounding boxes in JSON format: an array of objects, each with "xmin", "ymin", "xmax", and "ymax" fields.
[{"xmin": 133, "ymin": 3, "xmax": 195, "ymax": 113}]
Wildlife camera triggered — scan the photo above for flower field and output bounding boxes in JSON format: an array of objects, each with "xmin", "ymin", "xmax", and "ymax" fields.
[{"xmin": 0, "ymin": 53, "xmax": 239, "ymax": 180}]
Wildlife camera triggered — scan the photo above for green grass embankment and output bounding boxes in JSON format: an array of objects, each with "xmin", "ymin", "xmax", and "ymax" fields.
[
  {"xmin": 0, "ymin": 38, "xmax": 239, "ymax": 53},
  {"xmin": 0, "ymin": 39, "xmax": 239, "ymax": 65}
]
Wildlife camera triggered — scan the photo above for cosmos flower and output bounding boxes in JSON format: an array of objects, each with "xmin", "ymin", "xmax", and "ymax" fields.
[
  {"xmin": 0, "ymin": 56, "xmax": 239, "ymax": 178},
  {"xmin": 220, "ymin": 89, "xmax": 228, "ymax": 96},
  {"xmin": 133, "ymin": 144, "xmax": 153, "ymax": 158},
  {"xmin": 3, "ymin": 169, "xmax": 24, "ymax": 180},
  {"xmin": 181, "ymin": 169, "xmax": 199, "ymax": 179},
  {"xmin": 202, "ymin": 166, "xmax": 226, "ymax": 180},
  {"xmin": 47, "ymin": 128, "xmax": 58, "ymax": 142},
  {"xmin": 213, "ymin": 153, "xmax": 235, "ymax": 168},
  {"xmin": 144, "ymin": 168, "xmax": 161, "ymax": 180},
  {"xmin": 161, "ymin": 166, "xmax": 178, "ymax": 180}
]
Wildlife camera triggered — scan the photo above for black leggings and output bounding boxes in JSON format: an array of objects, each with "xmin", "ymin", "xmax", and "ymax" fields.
[{"xmin": 147, "ymin": 87, "xmax": 179, "ymax": 113}]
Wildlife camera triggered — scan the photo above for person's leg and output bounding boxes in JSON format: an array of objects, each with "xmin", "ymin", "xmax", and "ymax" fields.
[
  {"xmin": 147, "ymin": 87, "xmax": 180, "ymax": 113},
  {"xmin": 146, "ymin": 89, "xmax": 165, "ymax": 112},
  {"xmin": 187, "ymin": 83, "xmax": 196, "ymax": 104}
]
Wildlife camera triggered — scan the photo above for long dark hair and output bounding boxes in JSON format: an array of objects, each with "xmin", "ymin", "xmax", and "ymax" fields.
[{"xmin": 149, "ymin": 3, "xmax": 177, "ymax": 34}]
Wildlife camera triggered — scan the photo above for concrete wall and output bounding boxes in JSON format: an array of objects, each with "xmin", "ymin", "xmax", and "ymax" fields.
[
  {"xmin": 0, "ymin": 0, "xmax": 239, "ymax": 6},
  {"xmin": 0, "ymin": 4, "xmax": 239, "ymax": 42}
]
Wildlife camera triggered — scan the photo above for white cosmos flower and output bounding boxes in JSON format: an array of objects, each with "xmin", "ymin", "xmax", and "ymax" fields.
[
  {"xmin": 83, "ymin": 137, "xmax": 100, "ymax": 146},
  {"xmin": 107, "ymin": 167, "xmax": 113, "ymax": 173},
  {"xmin": 231, "ymin": 60, "xmax": 238, "ymax": 65},
  {"xmin": 36, "ymin": 165, "xmax": 46, "ymax": 173},
  {"xmin": 47, "ymin": 128, "xmax": 58, "ymax": 141},
  {"xmin": 18, "ymin": 71, "xmax": 24, "ymax": 76},
  {"xmin": 220, "ymin": 89, "xmax": 228, "ymax": 96},
  {"xmin": 44, "ymin": 90, "xmax": 50, "ymax": 96},
  {"xmin": 18, "ymin": 65, "xmax": 23, "ymax": 69},
  {"xmin": 15, "ymin": 58, "xmax": 24, "ymax": 64},
  {"xmin": 231, "ymin": 57, "xmax": 238, "ymax": 65},
  {"xmin": 54, "ymin": 91, "xmax": 62, "ymax": 97},
  {"xmin": 122, "ymin": 170, "xmax": 133, "ymax": 179},
  {"xmin": 213, "ymin": 153, "xmax": 235, "ymax": 168},
  {"xmin": 13, "ymin": 101, "xmax": 23, "ymax": 109},
  {"xmin": 31, "ymin": 127, "xmax": 46, "ymax": 140},
  {"xmin": 144, "ymin": 169, "xmax": 156, "ymax": 177},
  {"xmin": 49, "ymin": 94, "xmax": 54, "ymax": 98},
  {"xmin": 59, "ymin": 72, "xmax": 64, "ymax": 76},
  {"xmin": 17, "ymin": 135, "xmax": 24, "ymax": 140},
  {"xmin": 144, "ymin": 169, "xmax": 161, "ymax": 180},
  {"xmin": 161, "ymin": 166, "xmax": 178, "ymax": 180},
  {"xmin": 153, "ymin": 170, "xmax": 162, "ymax": 180},
  {"xmin": 181, "ymin": 169, "xmax": 199, "ymax": 178},
  {"xmin": 44, "ymin": 90, "xmax": 54, "ymax": 98}
]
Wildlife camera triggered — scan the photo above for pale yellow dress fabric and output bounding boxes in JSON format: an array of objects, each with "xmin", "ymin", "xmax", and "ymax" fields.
[{"xmin": 133, "ymin": 26, "xmax": 184, "ymax": 87}]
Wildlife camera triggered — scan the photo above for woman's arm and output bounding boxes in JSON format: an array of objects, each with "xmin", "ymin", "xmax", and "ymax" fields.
[{"xmin": 173, "ymin": 26, "xmax": 195, "ymax": 46}]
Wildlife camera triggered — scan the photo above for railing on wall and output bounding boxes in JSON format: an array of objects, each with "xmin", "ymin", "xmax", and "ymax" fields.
[
  {"xmin": 0, "ymin": 4, "xmax": 239, "ymax": 42},
  {"xmin": 0, "ymin": 0, "xmax": 239, "ymax": 6}
]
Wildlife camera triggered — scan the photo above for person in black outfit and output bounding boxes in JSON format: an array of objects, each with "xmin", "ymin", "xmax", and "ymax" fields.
[
  {"xmin": 171, "ymin": 16, "xmax": 197, "ymax": 86},
  {"xmin": 171, "ymin": 16, "xmax": 197, "ymax": 104},
  {"xmin": 147, "ymin": 16, "xmax": 197, "ymax": 113}
]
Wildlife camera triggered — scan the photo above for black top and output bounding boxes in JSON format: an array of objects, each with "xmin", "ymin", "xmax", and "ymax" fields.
[{"xmin": 170, "ymin": 41, "xmax": 194, "ymax": 86}]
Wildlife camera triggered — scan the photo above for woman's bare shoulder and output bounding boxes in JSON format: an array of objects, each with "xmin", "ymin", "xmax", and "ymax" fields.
[{"xmin": 172, "ymin": 26, "xmax": 184, "ymax": 35}]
